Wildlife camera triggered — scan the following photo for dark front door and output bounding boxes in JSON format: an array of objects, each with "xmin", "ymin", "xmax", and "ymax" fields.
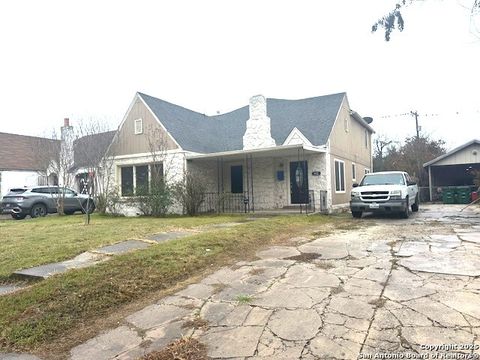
[
  {"xmin": 231, "ymin": 165, "xmax": 243, "ymax": 194},
  {"xmin": 290, "ymin": 161, "xmax": 309, "ymax": 204}
]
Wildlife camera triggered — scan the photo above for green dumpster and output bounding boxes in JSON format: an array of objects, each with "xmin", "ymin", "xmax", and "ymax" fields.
[
  {"xmin": 456, "ymin": 186, "xmax": 472, "ymax": 204},
  {"xmin": 442, "ymin": 186, "xmax": 456, "ymax": 204}
]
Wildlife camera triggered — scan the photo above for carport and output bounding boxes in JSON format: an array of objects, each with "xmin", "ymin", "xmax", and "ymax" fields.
[{"xmin": 423, "ymin": 139, "xmax": 480, "ymax": 201}]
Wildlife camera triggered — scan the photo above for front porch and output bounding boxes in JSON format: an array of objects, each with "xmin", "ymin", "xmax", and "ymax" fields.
[{"xmin": 187, "ymin": 144, "xmax": 330, "ymax": 214}]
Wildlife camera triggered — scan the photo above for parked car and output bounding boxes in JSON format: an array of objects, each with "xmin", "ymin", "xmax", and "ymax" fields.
[
  {"xmin": 1, "ymin": 186, "xmax": 95, "ymax": 220},
  {"xmin": 350, "ymin": 171, "xmax": 419, "ymax": 219}
]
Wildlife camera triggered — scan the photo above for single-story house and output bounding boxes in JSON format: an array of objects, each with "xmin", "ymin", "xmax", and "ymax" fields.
[
  {"xmin": 0, "ymin": 132, "xmax": 60, "ymax": 198},
  {"xmin": 0, "ymin": 120, "xmax": 115, "ymax": 198},
  {"xmin": 107, "ymin": 92, "xmax": 374, "ymax": 214},
  {"xmin": 423, "ymin": 139, "xmax": 480, "ymax": 201}
]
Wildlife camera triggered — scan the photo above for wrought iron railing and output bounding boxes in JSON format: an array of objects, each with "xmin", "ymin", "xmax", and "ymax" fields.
[
  {"xmin": 198, "ymin": 190, "xmax": 328, "ymax": 214},
  {"xmin": 199, "ymin": 192, "xmax": 249, "ymax": 213}
]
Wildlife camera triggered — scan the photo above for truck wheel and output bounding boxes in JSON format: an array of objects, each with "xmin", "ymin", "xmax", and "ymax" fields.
[
  {"xmin": 352, "ymin": 211, "xmax": 362, "ymax": 219},
  {"xmin": 31, "ymin": 203, "xmax": 47, "ymax": 218},
  {"xmin": 411, "ymin": 195, "xmax": 419, "ymax": 212},
  {"xmin": 402, "ymin": 197, "xmax": 410, "ymax": 219}
]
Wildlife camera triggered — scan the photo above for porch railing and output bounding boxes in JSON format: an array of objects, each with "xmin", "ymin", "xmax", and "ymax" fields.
[
  {"xmin": 198, "ymin": 190, "xmax": 328, "ymax": 214},
  {"xmin": 199, "ymin": 192, "xmax": 249, "ymax": 213}
]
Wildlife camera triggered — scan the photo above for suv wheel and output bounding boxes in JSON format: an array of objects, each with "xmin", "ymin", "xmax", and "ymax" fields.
[
  {"xmin": 11, "ymin": 213, "xmax": 26, "ymax": 220},
  {"xmin": 31, "ymin": 204, "xmax": 47, "ymax": 218}
]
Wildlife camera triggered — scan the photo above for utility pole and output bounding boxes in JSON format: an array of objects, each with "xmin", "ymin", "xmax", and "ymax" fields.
[{"xmin": 410, "ymin": 111, "xmax": 420, "ymax": 139}]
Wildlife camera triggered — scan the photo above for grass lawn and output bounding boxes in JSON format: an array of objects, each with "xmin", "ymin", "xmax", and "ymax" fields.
[
  {"xmin": 0, "ymin": 213, "xmax": 352, "ymax": 357},
  {"xmin": 0, "ymin": 213, "xmax": 247, "ymax": 280}
]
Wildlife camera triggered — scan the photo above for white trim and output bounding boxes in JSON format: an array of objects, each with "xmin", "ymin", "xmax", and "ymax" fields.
[
  {"xmin": 334, "ymin": 158, "xmax": 346, "ymax": 193},
  {"xmin": 282, "ymin": 127, "xmax": 313, "ymax": 147},
  {"xmin": 111, "ymin": 148, "xmax": 189, "ymax": 161},
  {"xmin": 325, "ymin": 94, "xmax": 347, "ymax": 142},
  {"xmin": 104, "ymin": 93, "xmax": 139, "ymax": 158},
  {"xmin": 134, "ymin": 118, "xmax": 143, "ymax": 135},
  {"xmin": 186, "ymin": 144, "xmax": 326, "ymax": 161}
]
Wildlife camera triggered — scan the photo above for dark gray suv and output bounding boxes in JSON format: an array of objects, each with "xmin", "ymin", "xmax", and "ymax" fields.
[{"xmin": 1, "ymin": 186, "xmax": 95, "ymax": 220}]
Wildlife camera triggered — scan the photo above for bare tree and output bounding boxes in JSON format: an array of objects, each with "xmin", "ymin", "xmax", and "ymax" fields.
[
  {"xmin": 33, "ymin": 124, "xmax": 75, "ymax": 216},
  {"xmin": 373, "ymin": 134, "xmax": 396, "ymax": 171},
  {"xmin": 132, "ymin": 124, "xmax": 176, "ymax": 216},
  {"xmin": 74, "ymin": 119, "xmax": 116, "ymax": 223}
]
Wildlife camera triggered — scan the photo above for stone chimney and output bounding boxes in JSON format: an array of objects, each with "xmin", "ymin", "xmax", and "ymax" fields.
[
  {"xmin": 242, "ymin": 95, "xmax": 276, "ymax": 150},
  {"xmin": 60, "ymin": 118, "xmax": 75, "ymax": 185},
  {"xmin": 61, "ymin": 118, "xmax": 73, "ymax": 141}
]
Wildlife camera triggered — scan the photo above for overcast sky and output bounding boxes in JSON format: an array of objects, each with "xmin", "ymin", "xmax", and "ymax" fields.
[{"xmin": 0, "ymin": 0, "xmax": 479, "ymax": 150}]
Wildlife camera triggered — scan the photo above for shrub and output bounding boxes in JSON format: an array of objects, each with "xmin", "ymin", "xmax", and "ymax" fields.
[
  {"xmin": 135, "ymin": 179, "xmax": 172, "ymax": 217},
  {"xmin": 174, "ymin": 172, "xmax": 207, "ymax": 216}
]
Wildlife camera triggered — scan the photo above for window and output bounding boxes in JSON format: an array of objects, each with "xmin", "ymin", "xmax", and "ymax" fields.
[
  {"xmin": 344, "ymin": 116, "xmax": 349, "ymax": 132},
  {"xmin": 334, "ymin": 160, "xmax": 345, "ymax": 193},
  {"xmin": 231, "ymin": 165, "xmax": 243, "ymax": 193},
  {"xmin": 352, "ymin": 163, "xmax": 357, "ymax": 181},
  {"xmin": 121, "ymin": 167, "xmax": 134, "ymax": 196},
  {"xmin": 364, "ymin": 130, "xmax": 369, "ymax": 148},
  {"xmin": 135, "ymin": 165, "xmax": 149, "ymax": 195},
  {"xmin": 134, "ymin": 118, "xmax": 143, "ymax": 135}
]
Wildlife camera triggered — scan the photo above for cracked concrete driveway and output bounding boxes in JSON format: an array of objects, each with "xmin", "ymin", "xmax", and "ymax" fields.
[{"xmin": 68, "ymin": 204, "xmax": 480, "ymax": 360}]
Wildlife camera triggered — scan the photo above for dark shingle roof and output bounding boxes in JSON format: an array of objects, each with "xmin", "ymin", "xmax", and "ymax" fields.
[
  {"xmin": 0, "ymin": 132, "xmax": 60, "ymax": 171},
  {"xmin": 138, "ymin": 92, "xmax": 346, "ymax": 153},
  {"xmin": 73, "ymin": 131, "xmax": 116, "ymax": 170}
]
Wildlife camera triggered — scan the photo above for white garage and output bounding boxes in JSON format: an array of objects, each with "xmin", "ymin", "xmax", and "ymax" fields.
[{"xmin": 423, "ymin": 139, "xmax": 480, "ymax": 201}]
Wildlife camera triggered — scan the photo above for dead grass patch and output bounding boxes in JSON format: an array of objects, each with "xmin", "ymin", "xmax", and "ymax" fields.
[
  {"xmin": 315, "ymin": 261, "xmax": 335, "ymax": 270},
  {"xmin": 330, "ymin": 286, "xmax": 344, "ymax": 295},
  {"xmin": 286, "ymin": 252, "xmax": 321, "ymax": 262},
  {"xmin": 182, "ymin": 318, "xmax": 209, "ymax": 330},
  {"xmin": 140, "ymin": 338, "xmax": 207, "ymax": 360},
  {"xmin": 368, "ymin": 298, "xmax": 387, "ymax": 308},
  {"xmin": 211, "ymin": 283, "xmax": 228, "ymax": 294},
  {"xmin": 249, "ymin": 268, "xmax": 266, "ymax": 276}
]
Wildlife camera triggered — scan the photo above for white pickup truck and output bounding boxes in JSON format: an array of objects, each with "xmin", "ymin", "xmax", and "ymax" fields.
[{"xmin": 349, "ymin": 171, "xmax": 419, "ymax": 219}]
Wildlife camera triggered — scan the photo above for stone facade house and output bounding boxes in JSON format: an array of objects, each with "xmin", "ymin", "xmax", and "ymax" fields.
[{"xmin": 108, "ymin": 92, "xmax": 374, "ymax": 214}]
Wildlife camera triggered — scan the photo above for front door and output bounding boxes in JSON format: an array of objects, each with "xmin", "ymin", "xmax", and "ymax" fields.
[{"xmin": 290, "ymin": 161, "xmax": 309, "ymax": 204}]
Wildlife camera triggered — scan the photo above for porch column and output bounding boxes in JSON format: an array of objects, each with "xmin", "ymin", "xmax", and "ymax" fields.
[{"xmin": 428, "ymin": 166, "xmax": 433, "ymax": 202}]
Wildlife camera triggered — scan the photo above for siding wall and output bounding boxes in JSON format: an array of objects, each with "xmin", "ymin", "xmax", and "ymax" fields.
[
  {"xmin": 109, "ymin": 98, "xmax": 178, "ymax": 156},
  {"xmin": 433, "ymin": 143, "xmax": 480, "ymax": 166},
  {"xmin": 328, "ymin": 98, "xmax": 373, "ymax": 206}
]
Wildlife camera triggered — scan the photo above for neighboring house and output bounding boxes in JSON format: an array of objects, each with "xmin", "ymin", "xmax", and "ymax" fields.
[
  {"xmin": 0, "ymin": 132, "xmax": 60, "ymax": 198},
  {"xmin": 423, "ymin": 139, "xmax": 480, "ymax": 201},
  {"xmin": 71, "ymin": 130, "xmax": 116, "ymax": 193},
  {"xmin": 108, "ymin": 92, "xmax": 374, "ymax": 214},
  {"xmin": 0, "ymin": 119, "xmax": 115, "ymax": 198}
]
